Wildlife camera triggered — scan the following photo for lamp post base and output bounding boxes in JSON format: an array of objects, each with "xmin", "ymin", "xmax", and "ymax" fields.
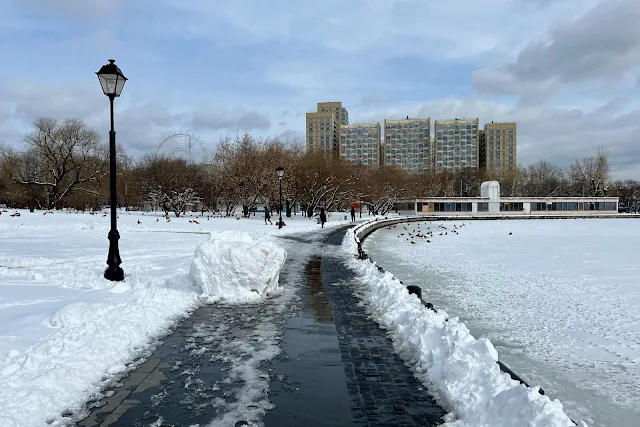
[
  {"xmin": 104, "ymin": 265, "xmax": 124, "ymax": 281},
  {"xmin": 104, "ymin": 230, "xmax": 124, "ymax": 281}
]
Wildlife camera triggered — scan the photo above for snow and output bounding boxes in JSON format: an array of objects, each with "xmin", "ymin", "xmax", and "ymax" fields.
[
  {"xmin": 0, "ymin": 209, "xmax": 343, "ymax": 427},
  {"xmin": 343, "ymin": 220, "xmax": 584, "ymax": 427},
  {"xmin": 357, "ymin": 218, "xmax": 640, "ymax": 427},
  {"xmin": 190, "ymin": 231, "xmax": 286, "ymax": 302}
]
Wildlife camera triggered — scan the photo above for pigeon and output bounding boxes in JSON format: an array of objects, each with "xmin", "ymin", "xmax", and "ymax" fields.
[{"xmin": 137, "ymin": 219, "xmax": 141, "ymax": 224}]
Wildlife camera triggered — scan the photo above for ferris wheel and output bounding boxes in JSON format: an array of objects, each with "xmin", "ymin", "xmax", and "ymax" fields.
[{"xmin": 156, "ymin": 132, "xmax": 211, "ymax": 164}]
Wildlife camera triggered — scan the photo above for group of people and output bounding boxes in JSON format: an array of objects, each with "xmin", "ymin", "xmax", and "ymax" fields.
[{"xmin": 264, "ymin": 205, "xmax": 358, "ymax": 228}]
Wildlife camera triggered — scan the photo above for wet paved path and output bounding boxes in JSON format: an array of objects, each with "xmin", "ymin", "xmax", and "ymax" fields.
[
  {"xmin": 78, "ymin": 226, "xmax": 445, "ymax": 426},
  {"xmin": 319, "ymin": 229, "xmax": 445, "ymax": 426}
]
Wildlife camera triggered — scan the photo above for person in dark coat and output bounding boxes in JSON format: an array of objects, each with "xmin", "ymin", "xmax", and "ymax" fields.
[
  {"xmin": 265, "ymin": 207, "xmax": 272, "ymax": 225},
  {"xmin": 350, "ymin": 206, "xmax": 356, "ymax": 222},
  {"xmin": 320, "ymin": 207, "xmax": 327, "ymax": 228}
]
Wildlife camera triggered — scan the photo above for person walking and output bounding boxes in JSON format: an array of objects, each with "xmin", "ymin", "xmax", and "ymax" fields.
[
  {"xmin": 350, "ymin": 206, "xmax": 356, "ymax": 222},
  {"xmin": 265, "ymin": 207, "xmax": 272, "ymax": 225},
  {"xmin": 320, "ymin": 207, "xmax": 327, "ymax": 228}
]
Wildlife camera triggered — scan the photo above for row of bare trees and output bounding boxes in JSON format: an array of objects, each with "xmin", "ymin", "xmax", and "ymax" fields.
[{"xmin": 1, "ymin": 116, "xmax": 639, "ymax": 216}]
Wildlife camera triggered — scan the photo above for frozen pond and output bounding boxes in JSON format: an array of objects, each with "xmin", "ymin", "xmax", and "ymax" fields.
[{"xmin": 362, "ymin": 219, "xmax": 640, "ymax": 427}]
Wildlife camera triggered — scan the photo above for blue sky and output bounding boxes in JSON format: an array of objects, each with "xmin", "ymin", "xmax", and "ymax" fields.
[{"xmin": 1, "ymin": 0, "xmax": 640, "ymax": 178}]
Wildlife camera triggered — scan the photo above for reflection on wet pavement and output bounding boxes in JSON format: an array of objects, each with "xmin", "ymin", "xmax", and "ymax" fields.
[
  {"xmin": 263, "ymin": 256, "xmax": 354, "ymax": 427},
  {"xmin": 307, "ymin": 257, "xmax": 333, "ymax": 322}
]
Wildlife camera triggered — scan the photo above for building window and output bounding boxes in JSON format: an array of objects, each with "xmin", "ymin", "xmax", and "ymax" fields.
[
  {"xmin": 477, "ymin": 202, "xmax": 489, "ymax": 212},
  {"xmin": 500, "ymin": 202, "xmax": 523, "ymax": 212}
]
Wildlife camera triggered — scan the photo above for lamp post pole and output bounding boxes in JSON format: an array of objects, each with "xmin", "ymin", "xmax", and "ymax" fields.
[
  {"xmin": 105, "ymin": 94, "xmax": 123, "ymax": 281},
  {"xmin": 97, "ymin": 59, "xmax": 127, "ymax": 281},
  {"xmin": 276, "ymin": 167, "xmax": 284, "ymax": 229},
  {"xmin": 278, "ymin": 177, "xmax": 283, "ymax": 229}
]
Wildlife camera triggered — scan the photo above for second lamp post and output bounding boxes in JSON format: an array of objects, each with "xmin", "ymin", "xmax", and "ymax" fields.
[{"xmin": 276, "ymin": 167, "xmax": 284, "ymax": 229}]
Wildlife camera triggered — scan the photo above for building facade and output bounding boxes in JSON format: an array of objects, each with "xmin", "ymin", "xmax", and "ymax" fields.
[
  {"xmin": 340, "ymin": 123, "xmax": 381, "ymax": 168},
  {"xmin": 434, "ymin": 118, "xmax": 479, "ymax": 172},
  {"xmin": 482, "ymin": 122, "xmax": 516, "ymax": 176},
  {"xmin": 394, "ymin": 181, "xmax": 619, "ymax": 217},
  {"xmin": 478, "ymin": 129, "xmax": 486, "ymax": 170},
  {"xmin": 383, "ymin": 117, "xmax": 431, "ymax": 174},
  {"xmin": 306, "ymin": 112, "xmax": 337, "ymax": 156},
  {"xmin": 317, "ymin": 101, "xmax": 349, "ymax": 126},
  {"xmin": 306, "ymin": 102, "xmax": 349, "ymax": 157}
]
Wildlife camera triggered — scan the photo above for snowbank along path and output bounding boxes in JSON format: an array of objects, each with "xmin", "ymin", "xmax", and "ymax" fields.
[{"xmin": 344, "ymin": 217, "xmax": 584, "ymax": 427}]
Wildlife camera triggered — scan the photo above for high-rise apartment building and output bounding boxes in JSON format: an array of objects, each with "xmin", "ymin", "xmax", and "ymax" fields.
[
  {"xmin": 383, "ymin": 117, "xmax": 431, "ymax": 174},
  {"xmin": 306, "ymin": 102, "xmax": 349, "ymax": 157},
  {"xmin": 482, "ymin": 122, "xmax": 516, "ymax": 175},
  {"xmin": 340, "ymin": 123, "xmax": 381, "ymax": 168},
  {"xmin": 434, "ymin": 118, "xmax": 479, "ymax": 172},
  {"xmin": 478, "ymin": 129, "xmax": 486, "ymax": 170},
  {"xmin": 306, "ymin": 112, "xmax": 337, "ymax": 156},
  {"xmin": 317, "ymin": 101, "xmax": 349, "ymax": 126}
]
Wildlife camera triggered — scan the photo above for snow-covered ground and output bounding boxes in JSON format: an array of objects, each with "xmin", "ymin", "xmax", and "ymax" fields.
[
  {"xmin": 0, "ymin": 208, "xmax": 346, "ymax": 427},
  {"xmin": 360, "ymin": 219, "xmax": 640, "ymax": 427}
]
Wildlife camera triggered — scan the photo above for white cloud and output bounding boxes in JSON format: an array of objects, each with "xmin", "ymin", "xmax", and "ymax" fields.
[
  {"xmin": 2, "ymin": 0, "xmax": 640, "ymax": 178},
  {"xmin": 18, "ymin": 0, "xmax": 124, "ymax": 21}
]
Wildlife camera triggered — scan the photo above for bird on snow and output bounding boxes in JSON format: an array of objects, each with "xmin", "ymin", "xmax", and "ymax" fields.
[{"xmin": 137, "ymin": 219, "xmax": 141, "ymax": 224}]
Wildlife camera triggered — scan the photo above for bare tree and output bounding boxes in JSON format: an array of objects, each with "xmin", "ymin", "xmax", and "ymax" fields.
[
  {"xmin": 11, "ymin": 118, "xmax": 108, "ymax": 209},
  {"xmin": 293, "ymin": 153, "xmax": 356, "ymax": 217},
  {"xmin": 614, "ymin": 179, "xmax": 640, "ymax": 212},
  {"xmin": 363, "ymin": 166, "xmax": 406, "ymax": 215},
  {"xmin": 568, "ymin": 150, "xmax": 610, "ymax": 196},
  {"xmin": 520, "ymin": 160, "xmax": 565, "ymax": 196},
  {"xmin": 137, "ymin": 154, "xmax": 202, "ymax": 217}
]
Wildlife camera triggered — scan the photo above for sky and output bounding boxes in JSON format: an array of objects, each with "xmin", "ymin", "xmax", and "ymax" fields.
[{"xmin": 1, "ymin": 0, "xmax": 639, "ymax": 178}]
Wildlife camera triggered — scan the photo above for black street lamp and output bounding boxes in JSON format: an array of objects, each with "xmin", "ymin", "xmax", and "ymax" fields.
[
  {"xmin": 276, "ymin": 167, "xmax": 284, "ymax": 229},
  {"xmin": 96, "ymin": 59, "xmax": 127, "ymax": 281}
]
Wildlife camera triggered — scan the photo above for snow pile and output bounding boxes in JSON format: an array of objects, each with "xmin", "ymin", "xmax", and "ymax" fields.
[
  {"xmin": 45, "ymin": 302, "xmax": 109, "ymax": 328},
  {"xmin": 342, "ymin": 224, "xmax": 582, "ymax": 427},
  {"xmin": 189, "ymin": 231, "xmax": 287, "ymax": 303},
  {"xmin": 0, "ymin": 287, "xmax": 199, "ymax": 427}
]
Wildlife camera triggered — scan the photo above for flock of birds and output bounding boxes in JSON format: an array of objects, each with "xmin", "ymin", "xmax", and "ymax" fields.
[
  {"xmin": 388, "ymin": 222, "xmax": 468, "ymax": 244},
  {"xmin": 0, "ymin": 209, "xmax": 212, "ymax": 225},
  {"xmin": 388, "ymin": 221, "xmax": 513, "ymax": 245}
]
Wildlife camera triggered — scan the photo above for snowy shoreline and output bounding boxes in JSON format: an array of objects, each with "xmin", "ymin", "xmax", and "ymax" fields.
[{"xmin": 342, "ymin": 218, "xmax": 582, "ymax": 427}]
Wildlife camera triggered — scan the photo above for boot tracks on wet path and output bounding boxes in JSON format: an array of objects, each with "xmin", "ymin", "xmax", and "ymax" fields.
[{"xmin": 77, "ymin": 226, "xmax": 446, "ymax": 427}]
